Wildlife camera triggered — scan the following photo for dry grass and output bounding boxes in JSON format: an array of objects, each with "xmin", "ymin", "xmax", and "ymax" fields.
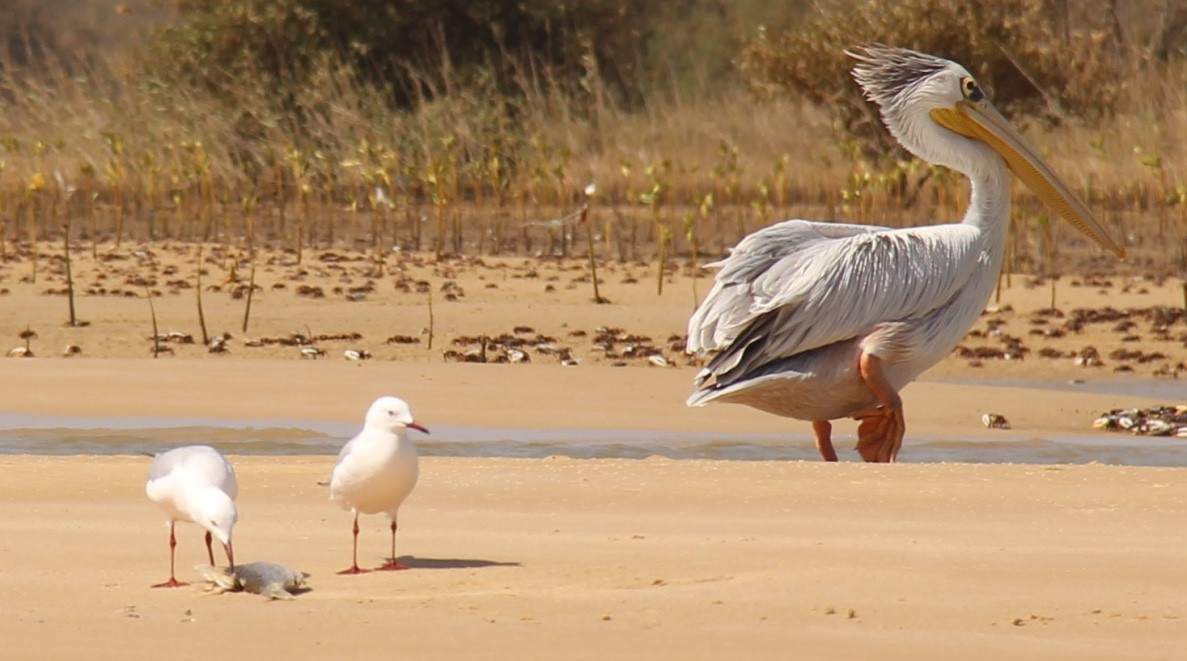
[{"xmin": 0, "ymin": 46, "xmax": 1184, "ymax": 279}]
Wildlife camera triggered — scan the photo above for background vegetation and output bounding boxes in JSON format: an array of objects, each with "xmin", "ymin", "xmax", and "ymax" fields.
[{"xmin": 0, "ymin": 0, "xmax": 1185, "ymax": 276}]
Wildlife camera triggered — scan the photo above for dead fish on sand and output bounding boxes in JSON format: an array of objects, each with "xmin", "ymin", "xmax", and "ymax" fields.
[{"xmin": 198, "ymin": 561, "xmax": 310, "ymax": 600}]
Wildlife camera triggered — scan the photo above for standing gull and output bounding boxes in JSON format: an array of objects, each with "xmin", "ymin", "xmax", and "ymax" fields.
[
  {"xmin": 330, "ymin": 396, "xmax": 428, "ymax": 574},
  {"xmin": 145, "ymin": 445, "xmax": 238, "ymax": 588}
]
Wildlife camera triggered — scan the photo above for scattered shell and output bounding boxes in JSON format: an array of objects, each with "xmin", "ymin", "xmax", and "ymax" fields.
[
  {"xmin": 300, "ymin": 346, "xmax": 326, "ymax": 359},
  {"xmin": 152, "ymin": 331, "xmax": 194, "ymax": 344},
  {"xmin": 1093, "ymin": 406, "xmax": 1187, "ymax": 438},
  {"xmin": 6, "ymin": 347, "xmax": 33, "ymax": 358},
  {"xmin": 1142, "ymin": 419, "xmax": 1174, "ymax": 436},
  {"xmin": 62, "ymin": 344, "xmax": 82, "ymax": 357},
  {"xmin": 981, "ymin": 413, "xmax": 1010, "ymax": 430},
  {"xmin": 344, "ymin": 349, "xmax": 372, "ymax": 361}
]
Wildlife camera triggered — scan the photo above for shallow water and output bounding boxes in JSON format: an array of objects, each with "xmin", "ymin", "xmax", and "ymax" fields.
[
  {"xmin": 935, "ymin": 376, "xmax": 1187, "ymax": 401},
  {"xmin": 1, "ymin": 409, "xmax": 1185, "ymax": 466}
]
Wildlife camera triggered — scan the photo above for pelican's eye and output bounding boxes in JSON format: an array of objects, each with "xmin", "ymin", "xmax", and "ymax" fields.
[
  {"xmin": 387, "ymin": 410, "xmax": 395, "ymax": 416},
  {"xmin": 960, "ymin": 76, "xmax": 983, "ymax": 102}
]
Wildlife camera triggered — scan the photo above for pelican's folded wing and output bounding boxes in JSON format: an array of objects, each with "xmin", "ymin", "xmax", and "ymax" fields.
[
  {"xmin": 688, "ymin": 219, "xmax": 881, "ymax": 352},
  {"xmin": 689, "ymin": 219, "xmax": 982, "ymax": 386}
]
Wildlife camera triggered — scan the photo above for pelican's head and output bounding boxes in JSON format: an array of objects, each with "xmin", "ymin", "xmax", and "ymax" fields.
[
  {"xmin": 365, "ymin": 395, "xmax": 429, "ymax": 436},
  {"xmin": 194, "ymin": 487, "xmax": 237, "ymax": 568},
  {"xmin": 849, "ymin": 45, "xmax": 1124, "ymax": 258}
]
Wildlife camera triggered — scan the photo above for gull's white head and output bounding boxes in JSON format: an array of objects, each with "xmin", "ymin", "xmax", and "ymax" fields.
[
  {"xmin": 364, "ymin": 395, "xmax": 429, "ymax": 436},
  {"xmin": 193, "ymin": 487, "xmax": 237, "ymax": 567}
]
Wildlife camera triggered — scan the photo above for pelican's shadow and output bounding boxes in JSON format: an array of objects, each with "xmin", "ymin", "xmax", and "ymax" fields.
[{"xmin": 396, "ymin": 555, "xmax": 520, "ymax": 570}]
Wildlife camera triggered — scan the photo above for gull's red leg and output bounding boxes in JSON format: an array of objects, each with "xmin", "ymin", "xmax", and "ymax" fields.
[
  {"xmin": 337, "ymin": 512, "xmax": 369, "ymax": 575},
  {"xmin": 151, "ymin": 521, "xmax": 188, "ymax": 588},
  {"xmin": 376, "ymin": 519, "xmax": 410, "ymax": 571}
]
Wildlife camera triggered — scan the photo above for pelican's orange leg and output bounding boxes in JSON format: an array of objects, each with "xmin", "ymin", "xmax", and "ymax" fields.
[
  {"xmin": 851, "ymin": 353, "xmax": 905, "ymax": 463},
  {"xmin": 812, "ymin": 420, "xmax": 838, "ymax": 462}
]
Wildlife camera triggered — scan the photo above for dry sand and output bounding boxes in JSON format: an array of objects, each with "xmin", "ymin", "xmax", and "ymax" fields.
[{"xmin": 1, "ymin": 243, "xmax": 1186, "ymax": 659}]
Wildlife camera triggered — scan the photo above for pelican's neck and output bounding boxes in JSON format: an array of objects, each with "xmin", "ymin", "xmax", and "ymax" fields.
[
  {"xmin": 905, "ymin": 158, "xmax": 1015, "ymax": 373},
  {"xmin": 959, "ymin": 154, "xmax": 1011, "ymax": 261}
]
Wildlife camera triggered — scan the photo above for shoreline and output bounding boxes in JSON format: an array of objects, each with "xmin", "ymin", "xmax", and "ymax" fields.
[{"xmin": 0, "ymin": 358, "xmax": 1175, "ymax": 434}]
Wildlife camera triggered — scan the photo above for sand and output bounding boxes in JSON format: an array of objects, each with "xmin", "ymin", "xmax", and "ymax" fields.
[
  {"xmin": 4, "ymin": 455, "xmax": 1187, "ymax": 660},
  {"xmin": 1, "ymin": 243, "xmax": 1186, "ymax": 658}
]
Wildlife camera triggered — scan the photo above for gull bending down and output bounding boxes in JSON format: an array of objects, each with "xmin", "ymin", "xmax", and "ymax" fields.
[{"xmin": 145, "ymin": 445, "xmax": 238, "ymax": 587}]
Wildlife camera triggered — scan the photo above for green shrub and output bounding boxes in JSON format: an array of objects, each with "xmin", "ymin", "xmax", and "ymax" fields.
[{"xmin": 147, "ymin": 1, "xmax": 660, "ymax": 110}]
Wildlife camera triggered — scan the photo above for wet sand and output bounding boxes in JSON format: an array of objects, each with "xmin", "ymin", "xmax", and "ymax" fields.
[{"xmin": 1, "ymin": 244, "xmax": 1186, "ymax": 658}]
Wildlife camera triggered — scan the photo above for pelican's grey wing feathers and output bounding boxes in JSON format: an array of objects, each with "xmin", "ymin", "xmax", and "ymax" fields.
[
  {"xmin": 690, "ymin": 219, "xmax": 985, "ymax": 387},
  {"xmin": 688, "ymin": 220, "xmax": 882, "ymax": 352}
]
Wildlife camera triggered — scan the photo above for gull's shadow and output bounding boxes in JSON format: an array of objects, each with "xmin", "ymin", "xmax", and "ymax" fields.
[{"xmin": 397, "ymin": 555, "xmax": 520, "ymax": 570}]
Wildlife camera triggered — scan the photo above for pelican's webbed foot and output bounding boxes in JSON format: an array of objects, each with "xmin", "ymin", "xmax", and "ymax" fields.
[
  {"xmin": 852, "ymin": 353, "xmax": 905, "ymax": 462},
  {"xmin": 853, "ymin": 407, "xmax": 904, "ymax": 462}
]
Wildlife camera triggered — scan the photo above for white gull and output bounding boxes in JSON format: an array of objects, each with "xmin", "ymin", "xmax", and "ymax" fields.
[
  {"xmin": 145, "ymin": 445, "xmax": 238, "ymax": 588},
  {"xmin": 330, "ymin": 396, "xmax": 427, "ymax": 574}
]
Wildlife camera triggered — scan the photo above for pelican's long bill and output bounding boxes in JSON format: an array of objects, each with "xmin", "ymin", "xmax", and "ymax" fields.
[{"xmin": 931, "ymin": 101, "xmax": 1125, "ymax": 258}]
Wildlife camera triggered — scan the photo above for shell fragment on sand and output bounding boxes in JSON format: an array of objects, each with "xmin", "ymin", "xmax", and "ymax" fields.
[{"xmin": 981, "ymin": 413, "xmax": 1011, "ymax": 430}]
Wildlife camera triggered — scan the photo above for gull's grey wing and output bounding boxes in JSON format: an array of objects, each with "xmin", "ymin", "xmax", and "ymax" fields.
[
  {"xmin": 147, "ymin": 450, "xmax": 184, "ymax": 482},
  {"xmin": 332, "ymin": 436, "xmax": 357, "ymax": 469},
  {"xmin": 321, "ymin": 436, "xmax": 359, "ymax": 487},
  {"xmin": 147, "ymin": 445, "xmax": 209, "ymax": 481},
  {"xmin": 149, "ymin": 445, "xmax": 237, "ymax": 495}
]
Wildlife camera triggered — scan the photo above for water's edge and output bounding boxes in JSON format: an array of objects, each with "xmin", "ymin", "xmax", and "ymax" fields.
[{"xmin": 1, "ymin": 410, "xmax": 1184, "ymax": 466}]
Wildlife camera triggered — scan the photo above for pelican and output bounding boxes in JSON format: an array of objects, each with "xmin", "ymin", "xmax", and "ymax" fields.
[{"xmin": 686, "ymin": 46, "xmax": 1124, "ymax": 462}]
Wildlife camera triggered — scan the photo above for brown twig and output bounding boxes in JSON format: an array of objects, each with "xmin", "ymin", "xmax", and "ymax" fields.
[
  {"xmin": 196, "ymin": 244, "xmax": 210, "ymax": 346},
  {"xmin": 146, "ymin": 285, "xmax": 160, "ymax": 359},
  {"xmin": 426, "ymin": 288, "xmax": 435, "ymax": 351},
  {"xmin": 63, "ymin": 219, "xmax": 78, "ymax": 326},
  {"xmin": 581, "ymin": 203, "xmax": 609, "ymax": 304}
]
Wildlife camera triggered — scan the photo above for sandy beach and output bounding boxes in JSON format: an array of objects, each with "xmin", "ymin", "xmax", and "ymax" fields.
[
  {"xmin": 2, "ymin": 244, "xmax": 1187, "ymax": 658},
  {"xmin": 3, "ymin": 453, "xmax": 1187, "ymax": 660}
]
